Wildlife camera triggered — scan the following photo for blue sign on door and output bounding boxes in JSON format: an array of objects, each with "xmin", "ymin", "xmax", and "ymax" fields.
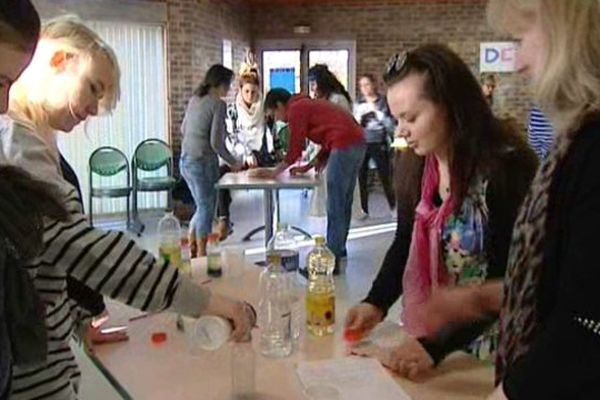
[{"xmin": 269, "ymin": 68, "xmax": 296, "ymax": 93}]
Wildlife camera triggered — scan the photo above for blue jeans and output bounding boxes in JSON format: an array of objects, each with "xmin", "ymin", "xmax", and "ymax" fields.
[
  {"xmin": 326, "ymin": 143, "xmax": 366, "ymax": 259},
  {"xmin": 181, "ymin": 156, "xmax": 219, "ymax": 237}
]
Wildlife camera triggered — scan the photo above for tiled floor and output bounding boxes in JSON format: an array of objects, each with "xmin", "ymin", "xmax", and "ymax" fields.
[{"xmin": 78, "ymin": 188, "xmax": 399, "ymax": 399}]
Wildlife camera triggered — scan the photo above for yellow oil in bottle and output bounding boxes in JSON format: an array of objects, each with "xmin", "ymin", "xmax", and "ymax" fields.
[
  {"xmin": 305, "ymin": 235, "xmax": 335, "ymax": 336},
  {"xmin": 306, "ymin": 284, "xmax": 335, "ymax": 336}
]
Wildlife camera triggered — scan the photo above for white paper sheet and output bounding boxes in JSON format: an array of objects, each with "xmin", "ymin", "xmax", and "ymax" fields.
[{"xmin": 296, "ymin": 357, "xmax": 412, "ymax": 400}]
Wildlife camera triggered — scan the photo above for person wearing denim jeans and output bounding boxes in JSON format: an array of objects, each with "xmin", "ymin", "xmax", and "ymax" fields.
[
  {"xmin": 181, "ymin": 155, "xmax": 219, "ymax": 242},
  {"xmin": 259, "ymin": 89, "xmax": 366, "ymax": 273},
  {"xmin": 326, "ymin": 145, "xmax": 366, "ymax": 266},
  {"xmin": 181, "ymin": 65, "xmax": 243, "ymax": 256}
]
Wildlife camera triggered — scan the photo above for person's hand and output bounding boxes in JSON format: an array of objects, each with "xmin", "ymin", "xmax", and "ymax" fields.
[
  {"xmin": 83, "ymin": 324, "xmax": 129, "ymax": 355},
  {"xmin": 289, "ymin": 164, "xmax": 312, "ymax": 176},
  {"xmin": 205, "ymin": 294, "xmax": 254, "ymax": 342},
  {"xmin": 344, "ymin": 302, "xmax": 384, "ymax": 337},
  {"xmin": 487, "ymin": 385, "xmax": 508, "ymax": 400},
  {"xmin": 352, "ymin": 337, "xmax": 434, "ymax": 381},
  {"xmin": 245, "ymin": 155, "xmax": 257, "ymax": 169},
  {"xmin": 248, "ymin": 167, "xmax": 277, "ymax": 179},
  {"xmin": 420, "ymin": 282, "xmax": 502, "ymax": 334}
]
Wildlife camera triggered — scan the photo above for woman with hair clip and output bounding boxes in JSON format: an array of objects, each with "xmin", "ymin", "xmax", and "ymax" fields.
[
  {"xmin": 420, "ymin": 1, "xmax": 600, "ymax": 399},
  {"xmin": 343, "ymin": 44, "xmax": 538, "ymax": 381},
  {"xmin": 5, "ymin": 19, "xmax": 253, "ymax": 400},
  {"xmin": 217, "ymin": 55, "xmax": 268, "ymax": 240},
  {"xmin": 181, "ymin": 64, "xmax": 243, "ymax": 255}
]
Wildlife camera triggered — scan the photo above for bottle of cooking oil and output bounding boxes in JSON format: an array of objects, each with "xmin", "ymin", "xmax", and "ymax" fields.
[{"xmin": 305, "ymin": 235, "xmax": 336, "ymax": 336}]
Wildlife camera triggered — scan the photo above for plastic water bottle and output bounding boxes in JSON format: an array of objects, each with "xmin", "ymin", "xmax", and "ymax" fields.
[
  {"xmin": 267, "ymin": 223, "xmax": 299, "ymax": 272},
  {"xmin": 306, "ymin": 235, "xmax": 336, "ymax": 336},
  {"xmin": 266, "ymin": 223, "xmax": 302, "ymax": 342},
  {"xmin": 158, "ymin": 209, "xmax": 182, "ymax": 270},
  {"xmin": 258, "ymin": 253, "xmax": 293, "ymax": 358}
]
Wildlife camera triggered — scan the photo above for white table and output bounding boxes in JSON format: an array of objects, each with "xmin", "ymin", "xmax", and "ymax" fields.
[
  {"xmin": 90, "ymin": 258, "xmax": 495, "ymax": 399},
  {"xmin": 215, "ymin": 170, "xmax": 319, "ymax": 246}
]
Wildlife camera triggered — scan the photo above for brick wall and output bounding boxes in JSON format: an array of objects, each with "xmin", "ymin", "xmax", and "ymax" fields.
[
  {"xmin": 161, "ymin": 0, "xmax": 252, "ymax": 165},
  {"xmin": 251, "ymin": 0, "xmax": 532, "ymax": 128},
  {"xmin": 161, "ymin": 0, "xmax": 532, "ymax": 164}
]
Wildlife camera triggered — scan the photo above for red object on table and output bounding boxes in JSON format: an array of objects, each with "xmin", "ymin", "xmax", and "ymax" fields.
[
  {"xmin": 151, "ymin": 332, "xmax": 167, "ymax": 344},
  {"xmin": 343, "ymin": 329, "xmax": 365, "ymax": 343}
]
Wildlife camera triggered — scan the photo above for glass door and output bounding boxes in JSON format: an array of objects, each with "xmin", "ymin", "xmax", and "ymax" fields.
[{"xmin": 256, "ymin": 39, "xmax": 356, "ymax": 98}]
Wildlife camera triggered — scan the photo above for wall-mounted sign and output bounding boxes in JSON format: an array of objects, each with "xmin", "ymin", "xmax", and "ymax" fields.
[{"xmin": 480, "ymin": 42, "xmax": 517, "ymax": 72}]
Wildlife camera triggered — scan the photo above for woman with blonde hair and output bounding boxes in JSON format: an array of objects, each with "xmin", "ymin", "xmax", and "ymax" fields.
[
  {"xmin": 217, "ymin": 55, "xmax": 267, "ymax": 239},
  {"xmin": 419, "ymin": 1, "xmax": 600, "ymax": 398},
  {"xmin": 5, "ymin": 17, "xmax": 254, "ymax": 400}
]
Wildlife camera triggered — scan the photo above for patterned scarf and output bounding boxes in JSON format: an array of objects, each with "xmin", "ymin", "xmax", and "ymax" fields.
[{"xmin": 496, "ymin": 132, "xmax": 573, "ymax": 382}]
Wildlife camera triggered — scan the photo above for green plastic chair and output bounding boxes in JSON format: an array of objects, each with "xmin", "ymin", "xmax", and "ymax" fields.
[
  {"xmin": 131, "ymin": 138, "xmax": 177, "ymax": 234},
  {"xmin": 88, "ymin": 146, "xmax": 132, "ymax": 227}
]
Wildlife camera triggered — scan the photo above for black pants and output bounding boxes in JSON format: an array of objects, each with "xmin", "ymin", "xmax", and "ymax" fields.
[
  {"xmin": 358, "ymin": 142, "xmax": 395, "ymax": 214},
  {"xmin": 216, "ymin": 165, "xmax": 232, "ymax": 220}
]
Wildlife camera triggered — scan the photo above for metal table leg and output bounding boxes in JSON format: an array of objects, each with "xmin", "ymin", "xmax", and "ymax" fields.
[{"xmin": 264, "ymin": 188, "xmax": 275, "ymax": 248}]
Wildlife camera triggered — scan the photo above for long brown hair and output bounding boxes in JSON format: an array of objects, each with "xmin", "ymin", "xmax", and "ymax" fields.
[{"xmin": 385, "ymin": 44, "xmax": 525, "ymax": 216}]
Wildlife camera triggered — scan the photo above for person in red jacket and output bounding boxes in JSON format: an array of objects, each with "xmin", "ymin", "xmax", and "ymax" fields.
[{"xmin": 258, "ymin": 89, "xmax": 366, "ymax": 272}]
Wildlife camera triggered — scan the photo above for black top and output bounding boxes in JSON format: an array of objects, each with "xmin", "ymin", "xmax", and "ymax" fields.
[
  {"xmin": 503, "ymin": 117, "xmax": 600, "ymax": 399},
  {"xmin": 60, "ymin": 155, "xmax": 106, "ymax": 317},
  {"xmin": 364, "ymin": 144, "xmax": 538, "ymax": 364}
]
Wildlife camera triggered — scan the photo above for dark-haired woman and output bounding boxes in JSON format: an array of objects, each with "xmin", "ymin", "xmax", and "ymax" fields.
[
  {"xmin": 181, "ymin": 64, "xmax": 243, "ymax": 256},
  {"xmin": 344, "ymin": 44, "xmax": 538, "ymax": 379}
]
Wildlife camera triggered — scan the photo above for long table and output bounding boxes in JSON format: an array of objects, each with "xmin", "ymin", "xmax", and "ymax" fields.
[{"xmin": 91, "ymin": 258, "xmax": 495, "ymax": 399}]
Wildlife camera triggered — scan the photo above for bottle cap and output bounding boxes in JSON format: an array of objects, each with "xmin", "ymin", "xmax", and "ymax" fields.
[
  {"xmin": 314, "ymin": 235, "xmax": 326, "ymax": 246},
  {"xmin": 266, "ymin": 251, "xmax": 282, "ymax": 265}
]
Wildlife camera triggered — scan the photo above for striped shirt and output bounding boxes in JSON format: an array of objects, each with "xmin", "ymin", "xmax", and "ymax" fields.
[
  {"xmin": 527, "ymin": 106, "xmax": 554, "ymax": 160},
  {"xmin": 0, "ymin": 117, "xmax": 211, "ymax": 400}
]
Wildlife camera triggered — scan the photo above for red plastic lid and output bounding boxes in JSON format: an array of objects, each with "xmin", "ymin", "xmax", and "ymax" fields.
[
  {"xmin": 343, "ymin": 329, "xmax": 365, "ymax": 343},
  {"xmin": 151, "ymin": 332, "xmax": 167, "ymax": 344}
]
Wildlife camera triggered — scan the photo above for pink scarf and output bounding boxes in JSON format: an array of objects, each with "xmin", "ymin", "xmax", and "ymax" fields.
[{"xmin": 401, "ymin": 156, "xmax": 455, "ymax": 337}]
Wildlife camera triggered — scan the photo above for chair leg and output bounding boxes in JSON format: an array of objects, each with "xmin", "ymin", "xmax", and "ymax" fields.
[
  {"xmin": 89, "ymin": 194, "xmax": 94, "ymax": 227},
  {"xmin": 126, "ymin": 194, "xmax": 131, "ymax": 229},
  {"xmin": 130, "ymin": 188, "xmax": 144, "ymax": 237}
]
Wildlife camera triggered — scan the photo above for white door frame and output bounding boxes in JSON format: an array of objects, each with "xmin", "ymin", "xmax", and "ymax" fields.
[{"xmin": 255, "ymin": 39, "xmax": 357, "ymax": 100}]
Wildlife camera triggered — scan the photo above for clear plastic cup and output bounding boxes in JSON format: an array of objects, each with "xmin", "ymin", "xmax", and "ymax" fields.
[
  {"xmin": 184, "ymin": 315, "xmax": 232, "ymax": 354},
  {"xmin": 222, "ymin": 246, "xmax": 245, "ymax": 278}
]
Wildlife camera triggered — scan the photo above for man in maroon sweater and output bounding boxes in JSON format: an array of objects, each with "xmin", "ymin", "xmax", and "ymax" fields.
[{"xmin": 257, "ymin": 88, "xmax": 366, "ymax": 271}]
